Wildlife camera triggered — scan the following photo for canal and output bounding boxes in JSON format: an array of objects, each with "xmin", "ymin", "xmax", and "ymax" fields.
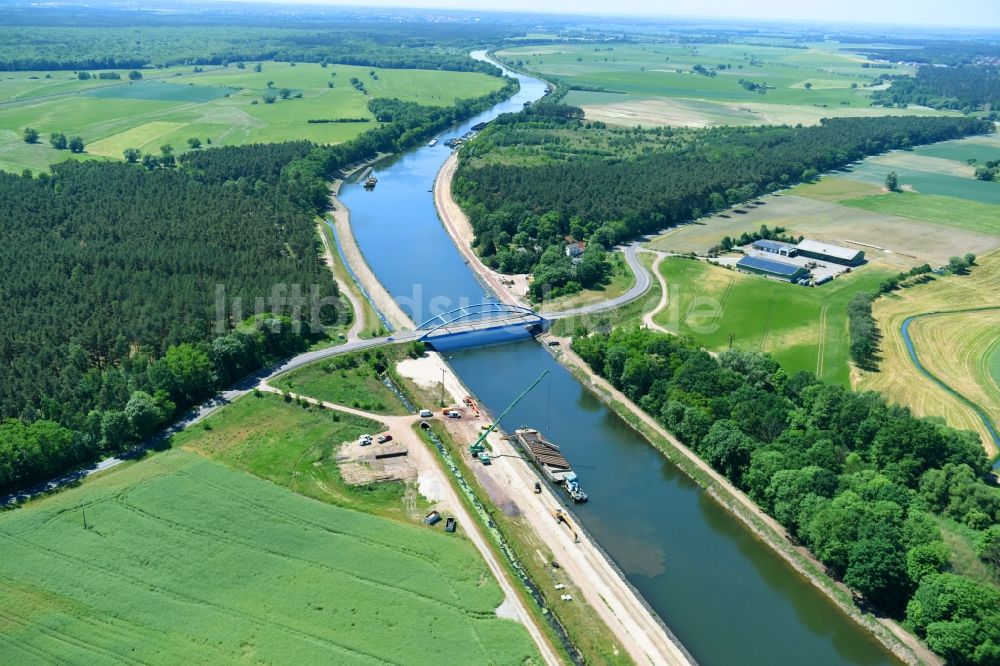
[{"xmin": 338, "ymin": 53, "xmax": 899, "ymax": 665}]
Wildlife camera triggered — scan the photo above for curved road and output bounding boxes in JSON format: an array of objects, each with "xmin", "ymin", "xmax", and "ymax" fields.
[{"xmin": 547, "ymin": 243, "xmax": 654, "ymax": 320}]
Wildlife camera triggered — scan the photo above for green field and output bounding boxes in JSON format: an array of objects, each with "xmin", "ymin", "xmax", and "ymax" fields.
[
  {"xmin": 0, "ymin": 62, "xmax": 505, "ymax": 172},
  {"xmin": 497, "ymin": 40, "xmax": 951, "ymax": 128},
  {"xmin": 654, "ymin": 258, "xmax": 891, "ymax": 384},
  {"xmin": 271, "ymin": 348, "xmax": 410, "ymax": 416},
  {"xmin": 832, "ymin": 133, "xmax": 1000, "ymax": 210},
  {"xmin": 171, "ymin": 394, "xmax": 408, "ymax": 517},
  {"xmin": 841, "ymin": 191, "xmax": 1000, "ymax": 236},
  {"xmin": 0, "ymin": 394, "xmax": 539, "ymax": 664}
]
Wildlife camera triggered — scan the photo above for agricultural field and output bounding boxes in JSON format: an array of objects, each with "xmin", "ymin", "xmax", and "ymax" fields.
[
  {"xmin": 649, "ymin": 132, "xmax": 1000, "ymax": 267},
  {"xmin": 0, "ymin": 447, "xmax": 538, "ymax": 664},
  {"xmin": 652, "ymin": 257, "xmax": 892, "ymax": 385},
  {"xmin": 0, "ymin": 392, "xmax": 540, "ymax": 664},
  {"xmin": 0, "ymin": 62, "xmax": 505, "ymax": 173},
  {"xmin": 858, "ymin": 251, "xmax": 1000, "ymax": 457},
  {"xmin": 496, "ymin": 41, "xmax": 955, "ymax": 128}
]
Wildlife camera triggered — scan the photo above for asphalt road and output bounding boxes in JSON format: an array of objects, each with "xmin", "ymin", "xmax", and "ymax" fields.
[
  {"xmin": 547, "ymin": 243, "xmax": 653, "ymax": 320},
  {"xmin": 4, "ymin": 248, "xmax": 654, "ymax": 505}
]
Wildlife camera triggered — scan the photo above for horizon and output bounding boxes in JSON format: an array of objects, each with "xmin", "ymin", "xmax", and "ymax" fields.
[
  {"xmin": 193, "ymin": 0, "xmax": 1000, "ymax": 30},
  {"xmin": 3, "ymin": 0, "xmax": 1000, "ymax": 30}
]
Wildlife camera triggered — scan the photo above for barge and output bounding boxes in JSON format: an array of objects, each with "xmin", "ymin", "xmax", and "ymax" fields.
[{"xmin": 511, "ymin": 428, "xmax": 588, "ymax": 502}]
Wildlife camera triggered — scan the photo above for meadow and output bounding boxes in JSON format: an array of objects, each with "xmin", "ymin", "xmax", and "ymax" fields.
[
  {"xmin": 859, "ymin": 251, "xmax": 1000, "ymax": 457},
  {"xmin": 0, "ymin": 61, "xmax": 505, "ymax": 172},
  {"xmin": 0, "ymin": 393, "xmax": 540, "ymax": 664},
  {"xmin": 496, "ymin": 40, "xmax": 954, "ymax": 128},
  {"xmin": 170, "ymin": 394, "xmax": 408, "ymax": 517},
  {"xmin": 270, "ymin": 347, "xmax": 410, "ymax": 416},
  {"xmin": 652, "ymin": 257, "xmax": 891, "ymax": 385}
]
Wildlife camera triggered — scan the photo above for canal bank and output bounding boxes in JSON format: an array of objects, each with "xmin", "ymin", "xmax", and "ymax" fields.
[
  {"xmin": 335, "ymin": 52, "xmax": 903, "ymax": 665},
  {"xmin": 432, "ymin": 118, "xmax": 927, "ymax": 663}
]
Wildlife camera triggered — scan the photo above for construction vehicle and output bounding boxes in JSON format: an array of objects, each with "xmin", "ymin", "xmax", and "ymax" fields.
[
  {"xmin": 468, "ymin": 370, "xmax": 549, "ymax": 464},
  {"xmin": 553, "ymin": 509, "xmax": 580, "ymax": 544}
]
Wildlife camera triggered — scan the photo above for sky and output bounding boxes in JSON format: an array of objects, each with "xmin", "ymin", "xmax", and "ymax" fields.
[{"xmin": 225, "ymin": 0, "xmax": 1000, "ymax": 29}]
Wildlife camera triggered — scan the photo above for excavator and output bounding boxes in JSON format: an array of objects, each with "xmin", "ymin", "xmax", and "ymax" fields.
[
  {"xmin": 468, "ymin": 370, "xmax": 548, "ymax": 464},
  {"xmin": 552, "ymin": 509, "xmax": 580, "ymax": 544}
]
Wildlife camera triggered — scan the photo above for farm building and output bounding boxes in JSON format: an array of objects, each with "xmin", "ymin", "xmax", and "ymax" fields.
[
  {"xmin": 736, "ymin": 256, "xmax": 810, "ymax": 283},
  {"xmin": 751, "ymin": 239, "xmax": 798, "ymax": 258},
  {"xmin": 795, "ymin": 239, "xmax": 865, "ymax": 266}
]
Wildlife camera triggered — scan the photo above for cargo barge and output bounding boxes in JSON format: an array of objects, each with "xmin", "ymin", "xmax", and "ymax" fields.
[{"xmin": 511, "ymin": 428, "xmax": 588, "ymax": 502}]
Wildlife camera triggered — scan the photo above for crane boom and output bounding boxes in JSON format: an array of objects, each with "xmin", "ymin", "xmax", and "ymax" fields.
[{"xmin": 469, "ymin": 370, "xmax": 549, "ymax": 454}]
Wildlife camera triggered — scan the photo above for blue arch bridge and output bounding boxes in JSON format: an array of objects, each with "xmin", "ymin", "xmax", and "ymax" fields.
[{"xmin": 415, "ymin": 303, "xmax": 551, "ymax": 352}]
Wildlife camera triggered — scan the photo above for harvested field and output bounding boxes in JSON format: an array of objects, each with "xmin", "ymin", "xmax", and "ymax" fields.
[
  {"xmin": 858, "ymin": 251, "xmax": 1000, "ymax": 456},
  {"xmin": 648, "ymin": 192, "xmax": 1000, "ymax": 266}
]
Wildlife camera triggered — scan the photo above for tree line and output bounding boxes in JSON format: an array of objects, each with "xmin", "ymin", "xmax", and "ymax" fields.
[
  {"xmin": 1, "ymin": 72, "xmax": 521, "ymax": 496},
  {"xmin": 870, "ymin": 65, "xmax": 1000, "ymax": 111},
  {"xmin": 454, "ymin": 110, "xmax": 991, "ymax": 292},
  {"xmin": 0, "ymin": 315, "xmax": 320, "ymax": 495},
  {"xmin": 848, "ymin": 257, "xmax": 976, "ymax": 369},
  {"xmin": 0, "ymin": 23, "xmax": 511, "ymax": 74},
  {"xmin": 572, "ymin": 328, "xmax": 999, "ymax": 665}
]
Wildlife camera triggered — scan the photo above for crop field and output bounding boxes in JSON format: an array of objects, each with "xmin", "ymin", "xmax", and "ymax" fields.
[
  {"xmin": 497, "ymin": 41, "xmax": 954, "ymax": 127},
  {"xmin": 836, "ymin": 135, "xmax": 1000, "ymax": 207},
  {"xmin": 858, "ymin": 251, "xmax": 1000, "ymax": 456},
  {"xmin": 648, "ymin": 187, "xmax": 1000, "ymax": 267},
  {"xmin": 0, "ymin": 444, "xmax": 539, "ymax": 665},
  {"xmin": 0, "ymin": 62, "xmax": 505, "ymax": 173},
  {"xmin": 908, "ymin": 310, "xmax": 1000, "ymax": 446},
  {"xmin": 840, "ymin": 191, "xmax": 1000, "ymax": 236},
  {"xmin": 652, "ymin": 257, "xmax": 892, "ymax": 384}
]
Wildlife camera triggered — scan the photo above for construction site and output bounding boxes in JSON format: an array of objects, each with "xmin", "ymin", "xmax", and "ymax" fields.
[{"xmin": 393, "ymin": 351, "xmax": 688, "ymax": 665}]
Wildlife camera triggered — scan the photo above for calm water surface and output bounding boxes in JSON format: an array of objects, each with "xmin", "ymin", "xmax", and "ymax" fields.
[{"xmin": 339, "ymin": 55, "xmax": 898, "ymax": 666}]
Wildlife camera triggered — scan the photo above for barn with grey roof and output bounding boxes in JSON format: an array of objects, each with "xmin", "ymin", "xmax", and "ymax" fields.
[{"xmin": 795, "ymin": 239, "xmax": 865, "ymax": 266}]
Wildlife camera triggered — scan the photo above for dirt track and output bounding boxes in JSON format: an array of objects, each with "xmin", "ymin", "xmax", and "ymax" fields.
[
  {"xmin": 258, "ymin": 380, "xmax": 563, "ymax": 666},
  {"xmin": 434, "ymin": 154, "xmax": 532, "ymax": 308},
  {"xmin": 328, "ymin": 185, "xmax": 415, "ymax": 331},
  {"xmin": 398, "ymin": 351, "xmax": 693, "ymax": 666},
  {"xmin": 316, "ymin": 219, "xmax": 366, "ymax": 341}
]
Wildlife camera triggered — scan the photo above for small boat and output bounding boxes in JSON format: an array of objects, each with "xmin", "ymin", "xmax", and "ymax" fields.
[
  {"xmin": 428, "ymin": 138, "xmax": 438, "ymax": 147},
  {"xmin": 363, "ymin": 175, "xmax": 377, "ymax": 189}
]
